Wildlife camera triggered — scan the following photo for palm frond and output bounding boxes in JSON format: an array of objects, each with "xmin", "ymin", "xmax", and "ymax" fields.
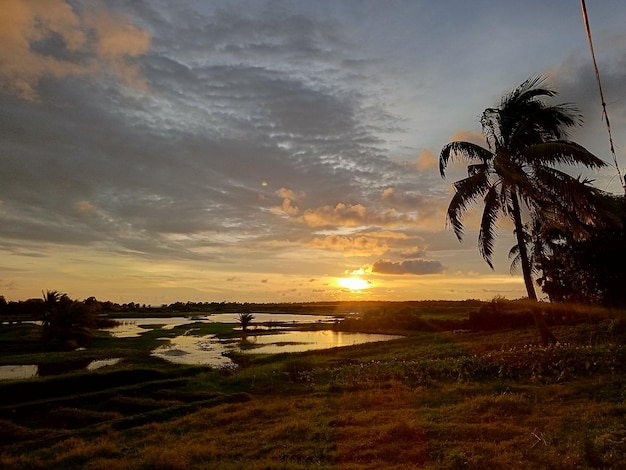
[
  {"xmin": 446, "ymin": 171, "xmax": 490, "ymax": 240},
  {"xmin": 492, "ymin": 153, "xmax": 540, "ymax": 210},
  {"xmin": 521, "ymin": 141, "xmax": 606, "ymax": 169},
  {"xmin": 534, "ymin": 167, "xmax": 596, "ymax": 207},
  {"xmin": 439, "ymin": 141, "xmax": 492, "ymax": 178},
  {"xmin": 478, "ymin": 185, "xmax": 501, "ymax": 268},
  {"xmin": 508, "ymin": 244, "xmax": 521, "ymax": 274},
  {"xmin": 496, "ymin": 75, "xmax": 583, "ymax": 152},
  {"xmin": 501, "ymin": 76, "xmax": 555, "ymax": 108},
  {"xmin": 532, "ymin": 167, "xmax": 609, "ymax": 235},
  {"xmin": 509, "ymin": 104, "xmax": 582, "ymax": 148}
]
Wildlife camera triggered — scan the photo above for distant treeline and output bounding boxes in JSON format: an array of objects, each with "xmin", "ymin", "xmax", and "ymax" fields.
[
  {"xmin": 336, "ymin": 298, "xmax": 625, "ymax": 334},
  {"xmin": 0, "ymin": 296, "xmax": 486, "ymax": 321}
]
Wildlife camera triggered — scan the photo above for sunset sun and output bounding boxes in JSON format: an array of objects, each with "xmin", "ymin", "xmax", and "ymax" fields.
[{"xmin": 337, "ymin": 277, "xmax": 371, "ymax": 291}]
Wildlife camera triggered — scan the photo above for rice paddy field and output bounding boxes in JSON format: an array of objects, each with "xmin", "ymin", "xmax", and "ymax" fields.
[{"xmin": 1, "ymin": 302, "xmax": 625, "ymax": 469}]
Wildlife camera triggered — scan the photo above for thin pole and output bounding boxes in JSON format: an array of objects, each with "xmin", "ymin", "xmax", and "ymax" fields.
[{"xmin": 580, "ymin": 0, "xmax": 625, "ymax": 193}]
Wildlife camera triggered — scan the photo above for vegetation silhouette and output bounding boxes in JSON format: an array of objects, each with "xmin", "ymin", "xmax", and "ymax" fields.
[
  {"xmin": 440, "ymin": 76, "xmax": 608, "ymax": 344},
  {"xmin": 237, "ymin": 311, "xmax": 255, "ymax": 332},
  {"xmin": 40, "ymin": 290, "xmax": 96, "ymax": 350},
  {"xmin": 532, "ymin": 192, "xmax": 625, "ymax": 306}
]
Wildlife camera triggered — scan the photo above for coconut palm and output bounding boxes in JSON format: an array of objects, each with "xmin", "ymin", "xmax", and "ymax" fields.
[
  {"xmin": 41, "ymin": 290, "xmax": 95, "ymax": 349},
  {"xmin": 439, "ymin": 76, "xmax": 607, "ymax": 344}
]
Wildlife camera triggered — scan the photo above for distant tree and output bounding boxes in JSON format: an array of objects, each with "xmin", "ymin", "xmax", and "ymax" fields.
[
  {"xmin": 0, "ymin": 295, "xmax": 7, "ymax": 315},
  {"xmin": 83, "ymin": 296, "xmax": 102, "ymax": 314},
  {"xmin": 238, "ymin": 312, "xmax": 255, "ymax": 332},
  {"xmin": 440, "ymin": 76, "xmax": 607, "ymax": 344},
  {"xmin": 41, "ymin": 290, "xmax": 95, "ymax": 349}
]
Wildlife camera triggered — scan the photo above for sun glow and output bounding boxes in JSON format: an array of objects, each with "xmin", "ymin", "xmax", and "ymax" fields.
[{"xmin": 337, "ymin": 277, "xmax": 371, "ymax": 291}]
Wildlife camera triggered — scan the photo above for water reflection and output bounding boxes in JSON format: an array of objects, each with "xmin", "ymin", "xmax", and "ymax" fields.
[
  {"xmin": 104, "ymin": 314, "xmax": 337, "ymax": 338},
  {"xmin": 2, "ymin": 315, "xmax": 399, "ymax": 379},
  {"xmin": 152, "ymin": 334, "xmax": 234, "ymax": 368},
  {"xmin": 87, "ymin": 358, "xmax": 122, "ymax": 370},
  {"xmin": 151, "ymin": 330, "xmax": 401, "ymax": 367},
  {"xmin": 0, "ymin": 365, "xmax": 38, "ymax": 381},
  {"xmin": 0, "ymin": 358, "xmax": 122, "ymax": 381},
  {"xmin": 241, "ymin": 330, "xmax": 400, "ymax": 354}
]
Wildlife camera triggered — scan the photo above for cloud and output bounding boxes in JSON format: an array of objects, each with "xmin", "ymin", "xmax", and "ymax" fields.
[
  {"xmin": 0, "ymin": 1, "xmax": 403, "ymax": 266},
  {"xmin": 83, "ymin": 7, "xmax": 151, "ymax": 89},
  {"xmin": 380, "ymin": 188, "xmax": 447, "ymax": 230},
  {"xmin": 308, "ymin": 234, "xmax": 390, "ymax": 256},
  {"xmin": 550, "ymin": 35, "xmax": 626, "ymax": 156},
  {"xmin": 0, "ymin": 0, "xmax": 150, "ymax": 100},
  {"xmin": 371, "ymin": 258, "xmax": 445, "ymax": 275},
  {"xmin": 298, "ymin": 202, "xmax": 417, "ymax": 228},
  {"xmin": 448, "ymin": 130, "xmax": 487, "ymax": 147},
  {"xmin": 76, "ymin": 201, "xmax": 96, "ymax": 213},
  {"xmin": 551, "ymin": 32, "xmax": 626, "ymax": 114},
  {"xmin": 273, "ymin": 187, "xmax": 301, "ymax": 216},
  {"xmin": 413, "ymin": 148, "xmax": 438, "ymax": 172},
  {"xmin": 381, "ymin": 187, "xmax": 432, "ymax": 209}
]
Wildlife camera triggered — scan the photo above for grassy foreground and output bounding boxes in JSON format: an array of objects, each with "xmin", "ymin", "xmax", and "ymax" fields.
[{"xmin": 1, "ymin": 314, "xmax": 625, "ymax": 469}]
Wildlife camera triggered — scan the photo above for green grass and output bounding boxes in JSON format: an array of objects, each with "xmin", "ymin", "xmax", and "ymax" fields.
[{"xmin": 0, "ymin": 309, "xmax": 625, "ymax": 469}]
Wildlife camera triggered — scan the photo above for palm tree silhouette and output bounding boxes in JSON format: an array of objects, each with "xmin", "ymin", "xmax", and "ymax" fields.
[
  {"xmin": 41, "ymin": 290, "xmax": 94, "ymax": 349},
  {"xmin": 440, "ymin": 76, "xmax": 606, "ymax": 344},
  {"xmin": 238, "ymin": 311, "xmax": 255, "ymax": 332}
]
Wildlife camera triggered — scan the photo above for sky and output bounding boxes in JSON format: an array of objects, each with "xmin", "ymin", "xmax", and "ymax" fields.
[{"xmin": 1, "ymin": 0, "xmax": 626, "ymax": 305}]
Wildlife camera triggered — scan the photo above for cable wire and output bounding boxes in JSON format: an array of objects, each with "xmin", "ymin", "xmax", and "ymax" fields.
[{"xmin": 580, "ymin": 0, "xmax": 624, "ymax": 193}]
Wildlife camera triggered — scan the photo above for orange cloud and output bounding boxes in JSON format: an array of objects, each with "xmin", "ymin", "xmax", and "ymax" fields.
[
  {"xmin": 76, "ymin": 200, "xmax": 96, "ymax": 212},
  {"xmin": 272, "ymin": 187, "xmax": 300, "ymax": 216},
  {"xmin": 449, "ymin": 129, "xmax": 487, "ymax": 147},
  {"xmin": 272, "ymin": 188, "xmax": 434, "ymax": 230},
  {"xmin": 0, "ymin": 0, "xmax": 150, "ymax": 100},
  {"xmin": 298, "ymin": 203, "xmax": 416, "ymax": 228},
  {"xmin": 84, "ymin": 7, "xmax": 151, "ymax": 89},
  {"xmin": 414, "ymin": 148, "xmax": 438, "ymax": 172},
  {"xmin": 299, "ymin": 203, "xmax": 366, "ymax": 227}
]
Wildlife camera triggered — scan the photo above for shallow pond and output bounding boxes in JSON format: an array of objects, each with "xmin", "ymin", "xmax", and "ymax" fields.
[
  {"xmin": 1, "ymin": 314, "xmax": 400, "ymax": 379},
  {"xmin": 111, "ymin": 314, "xmax": 401, "ymax": 367},
  {"xmin": 152, "ymin": 330, "xmax": 402, "ymax": 367}
]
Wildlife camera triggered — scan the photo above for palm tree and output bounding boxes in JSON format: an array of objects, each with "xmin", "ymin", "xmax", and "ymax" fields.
[
  {"xmin": 439, "ymin": 76, "xmax": 607, "ymax": 344},
  {"xmin": 41, "ymin": 290, "xmax": 95, "ymax": 349},
  {"xmin": 238, "ymin": 311, "xmax": 255, "ymax": 332}
]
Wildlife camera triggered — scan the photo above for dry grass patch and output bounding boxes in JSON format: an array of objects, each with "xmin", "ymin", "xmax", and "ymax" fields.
[{"xmin": 329, "ymin": 382, "xmax": 429, "ymax": 468}]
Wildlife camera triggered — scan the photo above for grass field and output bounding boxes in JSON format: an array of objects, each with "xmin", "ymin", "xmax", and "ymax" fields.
[{"xmin": 1, "ymin": 303, "xmax": 625, "ymax": 469}]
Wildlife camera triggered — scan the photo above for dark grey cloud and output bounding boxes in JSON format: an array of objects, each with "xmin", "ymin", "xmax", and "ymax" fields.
[
  {"xmin": 371, "ymin": 258, "xmax": 445, "ymax": 275},
  {"xmin": 546, "ymin": 32, "xmax": 626, "ymax": 191},
  {"xmin": 0, "ymin": 0, "xmax": 410, "ymax": 263}
]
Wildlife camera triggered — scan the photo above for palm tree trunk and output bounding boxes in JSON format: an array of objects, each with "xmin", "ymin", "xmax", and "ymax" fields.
[{"xmin": 510, "ymin": 192, "xmax": 557, "ymax": 345}]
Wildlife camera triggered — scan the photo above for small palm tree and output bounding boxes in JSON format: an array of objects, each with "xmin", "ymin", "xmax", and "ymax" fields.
[
  {"xmin": 238, "ymin": 312, "xmax": 255, "ymax": 332},
  {"xmin": 440, "ymin": 76, "xmax": 607, "ymax": 344}
]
